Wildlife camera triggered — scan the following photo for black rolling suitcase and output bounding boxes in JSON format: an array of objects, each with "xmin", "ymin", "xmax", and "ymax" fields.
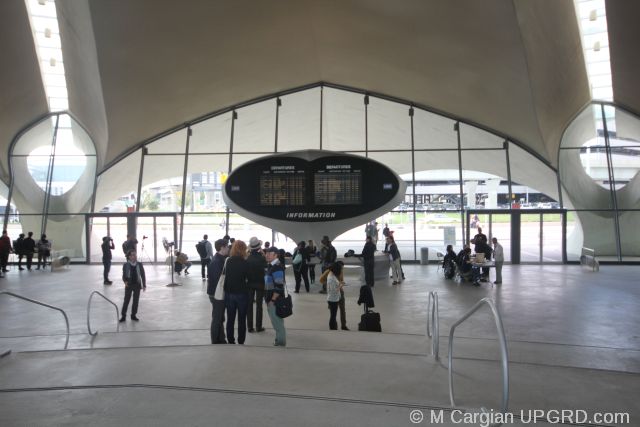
[{"xmin": 358, "ymin": 305, "xmax": 381, "ymax": 332}]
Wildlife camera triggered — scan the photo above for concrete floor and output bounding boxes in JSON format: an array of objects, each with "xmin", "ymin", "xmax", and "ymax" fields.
[{"xmin": 0, "ymin": 263, "xmax": 639, "ymax": 426}]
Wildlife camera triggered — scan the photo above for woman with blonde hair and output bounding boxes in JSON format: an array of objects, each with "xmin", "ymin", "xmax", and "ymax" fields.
[{"xmin": 224, "ymin": 240, "xmax": 250, "ymax": 344}]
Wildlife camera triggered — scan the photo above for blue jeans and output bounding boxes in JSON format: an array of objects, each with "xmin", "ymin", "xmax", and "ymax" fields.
[
  {"xmin": 267, "ymin": 303, "xmax": 286, "ymax": 346},
  {"xmin": 225, "ymin": 293, "xmax": 249, "ymax": 344}
]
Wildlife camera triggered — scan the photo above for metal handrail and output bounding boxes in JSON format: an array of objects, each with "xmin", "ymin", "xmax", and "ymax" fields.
[
  {"xmin": 0, "ymin": 291, "xmax": 70, "ymax": 349},
  {"xmin": 448, "ymin": 297, "xmax": 509, "ymax": 425},
  {"xmin": 426, "ymin": 291, "xmax": 439, "ymax": 360},
  {"xmin": 87, "ymin": 291, "xmax": 120, "ymax": 336}
]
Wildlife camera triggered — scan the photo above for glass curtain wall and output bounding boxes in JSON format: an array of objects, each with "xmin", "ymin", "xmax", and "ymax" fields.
[
  {"xmin": 65, "ymin": 85, "xmax": 568, "ymax": 263},
  {"xmin": 6, "ymin": 113, "xmax": 96, "ymax": 262},
  {"xmin": 559, "ymin": 102, "xmax": 640, "ymax": 261}
]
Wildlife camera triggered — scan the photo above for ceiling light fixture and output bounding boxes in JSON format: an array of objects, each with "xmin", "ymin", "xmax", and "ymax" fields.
[
  {"xmin": 589, "ymin": 9, "xmax": 597, "ymax": 21},
  {"xmin": 593, "ymin": 41, "xmax": 601, "ymax": 52},
  {"xmin": 44, "ymin": 28, "xmax": 52, "ymax": 38},
  {"xmin": 49, "ymin": 57, "xmax": 56, "ymax": 66}
]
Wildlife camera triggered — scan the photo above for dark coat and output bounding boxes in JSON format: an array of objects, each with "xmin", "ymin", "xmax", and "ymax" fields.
[
  {"xmin": 358, "ymin": 285, "xmax": 375, "ymax": 308},
  {"xmin": 246, "ymin": 250, "xmax": 267, "ymax": 289}
]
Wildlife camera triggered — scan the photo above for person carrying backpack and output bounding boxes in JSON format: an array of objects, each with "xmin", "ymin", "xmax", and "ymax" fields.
[
  {"xmin": 319, "ymin": 235, "xmax": 336, "ymax": 294},
  {"xmin": 196, "ymin": 234, "xmax": 213, "ymax": 280}
]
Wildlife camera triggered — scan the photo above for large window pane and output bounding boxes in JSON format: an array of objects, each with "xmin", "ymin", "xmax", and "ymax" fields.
[
  {"xmin": 416, "ymin": 213, "xmax": 462, "ymax": 260},
  {"xmin": 190, "ymin": 112, "xmax": 232, "ymax": 153},
  {"xmin": 368, "ymin": 97, "xmax": 411, "ymax": 150},
  {"xmin": 520, "ymin": 213, "xmax": 541, "ymax": 262},
  {"xmin": 47, "ymin": 155, "xmax": 96, "ymax": 214},
  {"xmin": 147, "ymin": 129, "xmax": 187, "ymax": 154},
  {"xmin": 322, "ymin": 88, "xmax": 365, "ymax": 151},
  {"xmin": 140, "ymin": 155, "xmax": 185, "ymax": 212},
  {"xmin": 227, "ymin": 213, "xmax": 273, "ymax": 245},
  {"xmin": 231, "ymin": 153, "xmax": 267, "ymax": 170},
  {"xmin": 510, "ymin": 143, "xmax": 559, "ymax": 207},
  {"xmin": 619, "ymin": 211, "xmax": 640, "ymax": 260},
  {"xmin": 414, "ymin": 150, "xmax": 461, "ymax": 210},
  {"xmin": 45, "ymin": 214, "xmax": 87, "ymax": 261},
  {"xmin": 542, "ymin": 213, "xmax": 563, "ymax": 262},
  {"xmin": 182, "ymin": 213, "xmax": 228, "ymax": 260},
  {"xmin": 95, "ymin": 149, "xmax": 141, "ymax": 213},
  {"xmin": 278, "ymin": 88, "xmax": 320, "ymax": 152},
  {"xmin": 233, "ymin": 101, "xmax": 276, "ymax": 153},
  {"xmin": 367, "ymin": 151, "xmax": 413, "ymax": 176},
  {"xmin": 460, "ymin": 123, "xmax": 504, "ymax": 149},
  {"xmin": 461, "ymin": 150, "xmax": 508, "ymax": 209},
  {"xmin": 568, "ymin": 210, "xmax": 617, "ymax": 260},
  {"xmin": 184, "ymin": 155, "xmax": 229, "ymax": 212},
  {"xmin": 607, "ymin": 107, "xmax": 640, "ymax": 209},
  {"xmin": 413, "ymin": 109, "xmax": 457, "ymax": 149}
]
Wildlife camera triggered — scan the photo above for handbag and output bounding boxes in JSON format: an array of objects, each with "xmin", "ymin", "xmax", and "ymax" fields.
[
  {"xmin": 213, "ymin": 258, "xmax": 229, "ymax": 301},
  {"xmin": 275, "ymin": 283, "xmax": 293, "ymax": 318},
  {"xmin": 292, "ymin": 253, "xmax": 302, "ymax": 265}
]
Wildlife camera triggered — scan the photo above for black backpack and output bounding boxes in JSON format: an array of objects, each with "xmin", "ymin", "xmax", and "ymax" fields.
[{"xmin": 195, "ymin": 241, "xmax": 208, "ymax": 258}]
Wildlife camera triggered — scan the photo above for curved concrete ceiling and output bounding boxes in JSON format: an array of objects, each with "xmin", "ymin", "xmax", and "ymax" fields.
[
  {"xmin": 607, "ymin": 0, "xmax": 640, "ymax": 115},
  {"xmin": 0, "ymin": 0, "xmax": 604, "ymax": 177},
  {"xmin": 0, "ymin": 0, "xmax": 48, "ymax": 181}
]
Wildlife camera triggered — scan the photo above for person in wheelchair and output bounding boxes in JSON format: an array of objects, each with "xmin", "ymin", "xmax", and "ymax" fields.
[
  {"xmin": 174, "ymin": 250, "xmax": 192, "ymax": 275},
  {"xmin": 442, "ymin": 244, "xmax": 457, "ymax": 279}
]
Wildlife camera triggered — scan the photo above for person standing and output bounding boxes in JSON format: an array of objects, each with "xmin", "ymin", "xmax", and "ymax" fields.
[
  {"xmin": 120, "ymin": 250, "xmax": 146, "ymax": 322},
  {"xmin": 247, "ymin": 236, "xmax": 267, "ymax": 333},
  {"xmin": 292, "ymin": 241, "xmax": 310, "ymax": 293},
  {"xmin": 102, "ymin": 236, "xmax": 115, "ymax": 284},
  {"xmin": 361, "ymin": 236, "xmax": 376, "ymax": 287},
  {"xmin": 319, "ymin": 236, "xmax": 336, "ymax": 294},
  {"xmin": 23, "ymin": 232, "xmax": 36, "ymax": 270},
  {"xmin": 224, "ymin": 240, "xmax": 250, "ymax": 345},
  {"xmin": 472, "ymin": 227, "xmax": 489, "ymax": 280},
  {"xmin": 492, "ymin": 237, "xmax": 504, "ymax": 285},
  {"xmin": 264, "ymin": 246, "xmax": 286, "ymax": 346},
  {"xmin": 208, "ymin": 239, "xmax": 228, "ymax": 344},
  {"xmin": 197, "ymin": 234, "xmax": 213, "ymax": 280},
  {"xmin": 307, "ymin": 240, "xmax": 317, "ymax": 284},
  {"xmin": 122, "ymin": 235, "xmax": 137, "ymax": 257},
  {"xmin": 319, "ymin": 261, "xmax": 349, "ymax": 330},
  {"xmin": 0, "ymin": 229, "xmax": 12, "ymax": 273},
  {"xmin": 386, "ymin": 236, "xmax": 402, "ymax": 285},
  {"xmin": 326, "ymin": 262, "xmax": 344, "ymax": 330},
  {"xmin": 382, "ymin": 223, "xmax": 390, "ymax": 239},
  {"xmin": 36, "ymin": 234, "xmax": 51, "ymax": 270},
  {"xmin": 14, "ymin": 233, "xmax": 25, "ymax": 270}
]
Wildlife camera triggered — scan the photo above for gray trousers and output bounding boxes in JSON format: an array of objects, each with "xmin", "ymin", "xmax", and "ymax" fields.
[
  {"xmin": 209, "ymin": 296, "xmax": 226, "ymax": 344},
  {"xmin": 494, "ymin": 261, "xmax": 503, "ymax": 283},
  {"xmin": 267, "ymin": 303, "xmax": 286, "ymax": 346}
]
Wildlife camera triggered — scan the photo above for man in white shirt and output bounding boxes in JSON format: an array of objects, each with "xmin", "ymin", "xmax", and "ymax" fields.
[{"xmin": 492, "ymin": 237, "xmax": 504, "ymax": 284}]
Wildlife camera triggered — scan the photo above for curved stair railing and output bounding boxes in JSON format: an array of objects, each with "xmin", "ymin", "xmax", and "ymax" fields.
[
  {"xmin": 0, "ymin": 291, "xmax": 70, "ymax": 349},
  {"xmin": 87, "ymin": 291, "xmax": 120, "ymax": 336},
  {"xmin": 448, "ymin": 297, "xmax": 509, "ymax": 427},
  {"xmin": 426, "ymin": 291, "xmax": 439, "ymax": 360}
]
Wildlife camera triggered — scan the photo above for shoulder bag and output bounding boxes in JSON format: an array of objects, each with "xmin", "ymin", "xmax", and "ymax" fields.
[
  {"xmin": 275, "ymin": 281, "xmax": 293, "ymax": 318},
  {"xmin": 213, "ymin": 258, "xmax": 229, "ymax": 301}
]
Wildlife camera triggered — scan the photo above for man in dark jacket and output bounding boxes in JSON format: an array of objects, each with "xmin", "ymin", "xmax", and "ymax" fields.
[
  {"xmin": 14, "ymin": 233, "xmax": 25, "ymax": 270},
  {"xmin": 319, "ymin": 235, "xmax": 337, "ymax": 294},
  {"xmin": 102, "ymin": 236, "xmax": 115, "ymax": 284},
  {"xmin": 120, "ymin": 250, "xmax": 147, "ymax": 322},
  {"xmin": 0, "ymin": 229, "xmax": 13, "ymax": 273},
  {"xmin": 207, "ymin": 239, "xmax": 228, "ymax": 344},
  {"xmin": 361, "ymin": 236, "xmax": 376, "ymax": 287},
  {"xmin": 292, "ymin": 241, "xmax": 310, "ymax": 293},
  {"xmin": 246, "ymin": 237, "xmax": 267, "ymax": 333},
  {"xmin": 23, "ymin": 232, "xmax": 36, "ymax": 270}
]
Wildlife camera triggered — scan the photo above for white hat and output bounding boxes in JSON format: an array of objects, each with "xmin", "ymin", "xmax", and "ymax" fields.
[{"xmin": 249, "ymin": 236, "xmax": 262, "ymax": 250}]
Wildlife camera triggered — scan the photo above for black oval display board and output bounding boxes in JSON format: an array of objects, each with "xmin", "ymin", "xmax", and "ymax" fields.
[{"xmin": 225, "ymin": 153, "xmax": 400, "ymax": 222}]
